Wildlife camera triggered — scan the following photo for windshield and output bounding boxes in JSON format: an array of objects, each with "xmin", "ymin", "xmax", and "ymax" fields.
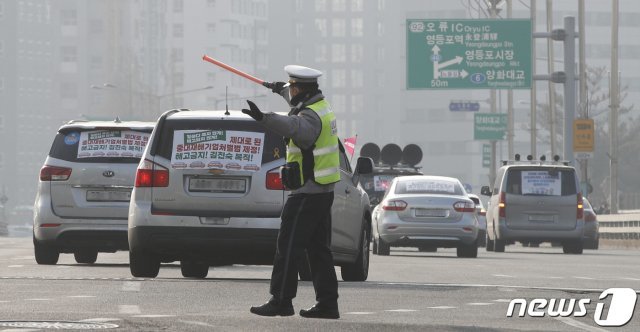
[{"xmin": 505, "ymin": 168, "xmax": 577, "ymax": 196}]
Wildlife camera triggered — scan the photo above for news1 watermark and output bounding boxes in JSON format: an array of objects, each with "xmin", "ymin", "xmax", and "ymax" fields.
[{"xmin": 507, "ymin": 288, "xmax": 638, "ymax": 327}]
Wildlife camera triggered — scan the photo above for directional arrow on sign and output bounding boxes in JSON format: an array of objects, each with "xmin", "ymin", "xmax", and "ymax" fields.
[
  {"xmin": 460, "ymin": 69, "xmax": 468, "ymax": 79},
  {"xmin": 438, "ymin": 56, "xmax": 463, "ymax": 70}
]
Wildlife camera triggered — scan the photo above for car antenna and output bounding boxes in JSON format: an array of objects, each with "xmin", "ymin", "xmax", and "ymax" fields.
[{"xmin": 224, "ymin": 85, "xmax": 230, "ymax": 116}]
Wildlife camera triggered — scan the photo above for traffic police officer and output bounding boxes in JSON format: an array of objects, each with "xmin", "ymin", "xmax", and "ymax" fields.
[{"xmin": 242, "ymin": 65, "xmax": 341, "ymax": 319}]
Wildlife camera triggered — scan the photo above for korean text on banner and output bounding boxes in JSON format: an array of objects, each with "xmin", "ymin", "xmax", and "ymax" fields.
[
  {"xmin": 171, "ymin": 130, "xmax": 265, "ymax": 172},
  {"xmin": 77, "ymin": 130, "xmax": 150, "ymax": 158},
  {"xmin": 521, "ymin": 171, "xmax": 561, "ymax": 196}
]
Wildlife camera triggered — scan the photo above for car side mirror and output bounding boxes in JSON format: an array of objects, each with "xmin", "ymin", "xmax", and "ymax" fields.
[
  {"xmin": 353, "ymin": 157, "xmax": 374, "ymax": 185},
  {"xmin": 480, "ymin": 186, "xmax": 492, "ymax": 196}
]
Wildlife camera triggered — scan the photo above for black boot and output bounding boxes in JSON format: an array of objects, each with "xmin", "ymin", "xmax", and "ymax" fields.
[
  {"xmin": 250, "ymin": 298, "xmax": 294, "ymax": 317},
  {"xmin": 299, "ymin": 303, "xmax": 339, "ymax": 319}
]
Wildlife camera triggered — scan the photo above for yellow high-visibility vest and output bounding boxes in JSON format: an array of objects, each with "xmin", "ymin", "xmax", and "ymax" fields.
[{"xmin": 286, "ymin": 99, "xmax": 340, "ymax": 185}]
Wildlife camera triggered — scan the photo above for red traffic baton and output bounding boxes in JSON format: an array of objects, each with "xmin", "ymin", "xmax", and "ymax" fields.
[{"xmin": 202, "ymin": 54, "xmax": 273, "ymax": 88}]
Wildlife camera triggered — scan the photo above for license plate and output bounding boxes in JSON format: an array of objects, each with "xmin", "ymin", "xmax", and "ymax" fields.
[
  {"xmin": 415, "ymin": 209, "xmax": 448, "ymax": 218},
  {"xmin": 200, "ymin": 217, "xmax": 230, "ymax": 225},
  {"xmin": 189, "ymin": 178, "xmax": 246, "ymax": 193},
  {"xmin": 529, "ymin": 214, "xmax": 555, "ymax": 222},
  {"xmin": 86, "ymin": 190, "xmax": 131, "ymax": 202}
]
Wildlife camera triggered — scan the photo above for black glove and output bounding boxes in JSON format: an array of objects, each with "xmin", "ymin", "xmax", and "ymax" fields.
[
  {"xmin": 241, "ymin": 100, "xmax": 264, "ymax": 121},
  {"xmin": 266, "ymin": 81, "xmax": 287, "ymax": 94}
]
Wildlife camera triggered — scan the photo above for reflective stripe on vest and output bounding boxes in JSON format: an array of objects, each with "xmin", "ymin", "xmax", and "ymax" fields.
[{"xmin": 286, "ymin": 99, "xmax": 340, "ymax": 185}]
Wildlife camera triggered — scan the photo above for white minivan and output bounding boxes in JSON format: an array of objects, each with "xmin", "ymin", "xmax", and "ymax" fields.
[
  {"xmin": 33, "ymin": 119, "xmax": 155, "ymax": 265},
  {"xmin": 128, "ymin": 109, "xmax": 374, "ymax": 280}
]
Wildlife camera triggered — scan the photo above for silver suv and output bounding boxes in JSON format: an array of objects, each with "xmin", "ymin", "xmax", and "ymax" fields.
[
  {"xmin": 33, "ymin": 119, "xmax": 155, "ymax": 264},
  {"xmin": 128, "ymin": 109, "xmax": 373, "ymax": 280},
  {"xmin": 481, "ymin": 158, "xmax": 584, "ymax": 254}
]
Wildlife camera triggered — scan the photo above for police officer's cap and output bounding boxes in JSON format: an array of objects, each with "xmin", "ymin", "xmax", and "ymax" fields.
[{"xmin": 285, "ymin": 65, "xmax": 322, "ymax": 84}]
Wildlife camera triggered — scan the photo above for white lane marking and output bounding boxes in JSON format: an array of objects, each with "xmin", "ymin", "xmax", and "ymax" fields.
[
  {"xmin": 118, "ymin": 305, "xmax": 141, "ymax": 315},
  {"xmin": 0, "ymin": 301, "xmax": 10, "ymax": 303},
  {"xmin": 7, "ymin": 265, "xmax": 24, "ymax": 268},
  {"xmin": 492, "ymin": 274, "xmax": 514, "ymax": 278},
  {"xmin": 178, "ymin": 320, "xmax": 218, "ymax": 328},
  {"xmin": 467, "ymin": 303, "xmax": 493, "ymax": 306},
  {"xmin": 546, "ymin": 276, "xmax": 564, "ymax": 279},
  {"xmin": 621, "ymin": 277, "xmax": 640, "ymax": 281},
  {"xmin": 25, "ymin": 298, "xmax": 51, "ymax": 301},
  {"xmin": 428, "ymin": 306, "xmax": 457, "ymax": 309},
  {"xmin": 67, "ymin": 295, "xmax": 97, "ymax": 298},
  {"xmin": 79, "ymin": 318, "xmax": 122, "ymax": 322},
  {"xmin": 133, "ymin": 315, "xmax": 176, "ymax": 318},
  {"xmin": 10, "ymin": 256, "xmax": 35, "ymax": 260},
  {"xmin": 345, "ymin": 312, "xmax": 374, "ymax": 315},
  {"xmin": 555, "ymin": 317, "xmax": 609, "ymax": 332},
  {"xmin": 1, "ymin": 329, "xmax": 42, "ymax": 332},
  {"xmin": 56, "ymin": 265, "xmax": 71, "ymax": 269},
  {"xmin": 121, "ymin": 281, "xmax": 141, "ymax": 292},
  {"xmin": 385, "ymin": 309, "xmax": 418, "ymax": 312},
  {"xmin": 573, "ymin": 276, "xmax": 595, "ymax": 280},
  {"xmin": 497, "ymin": 287, "xmax": 517, "ymax": 292},
  {"xmin": 493, "ymin": 299, "xmax": 512, "ymax": 303}
]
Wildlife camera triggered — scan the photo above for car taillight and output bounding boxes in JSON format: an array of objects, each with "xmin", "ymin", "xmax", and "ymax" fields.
[
  {"xmin": 499, "ymin": 192, "xmax": 506, "ymax": 218},
  {"xmin": 266, "ymin": 167, "xmax": 284, "ymax": 190},
  {"xmin": 382, "ymin": 200, "xmax": 407, "ymax": 211},
  {"xmin": 39, "ymin": 165, "xmax": 72, "ymax": 181},
  {"xmin": 577, "ymin": 193, "xmax": 584, "ymax": 219},
  {"xmin": 135, "ymin": 159, "xmax": 169, "ymax": 187},
  {"xmin": 584, "ymin": 212, "xmax": 596, "ymax": 222},
  {"xmin": 453, "ymin": 201, "xmax": 475, "ymax": 213}
]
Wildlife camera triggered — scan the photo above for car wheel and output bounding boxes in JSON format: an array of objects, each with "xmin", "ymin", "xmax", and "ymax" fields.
[
  {"xmin": 74, "ymin": 250, "xmax": 98, "ymax": 264},
  {"xmin": 477, "ymin": 230, "xmax": 486, "ymax": 247},
  {"xmin": 372, "ymin": 236, "xmax": 379, "ymax": 254},
  {"xmin": 180, "ymin": 260, "xmax": 209, "ymax": 279},
  {"xmin": 562, "ymin": 241, "xmax": 583, "ymax": 254},
  {"xmin": 593, "ymin": 237, "xmax": 599, "ymax": 250},
  {"xmin": 297, "ymin": 251, "xmax": 312, "ymax": 281},
  {"xmin": 129, "ymin": 249, "xmax": 160, "ymax": 278},
  {"xmin": 341, "ymin": 223, "xmax": 370, "ymax": 282},
  {"xmin": 376, "ymin": 236, "xmax": 390, "ymax": 256},
  {"xmin": 34, "ymin": 237, "xmax": 59, "ymax": 265},
  {"xmin": 485, "ymin": 233, "xmax": 494, "ymax": 252},
  {"xmin": 494, "ymin": 239, "xmax": 506, "ymax": 252},
  {"xmin": 457, "ymin": 240, "xmax": 478, "ymax": 258},
  {"xmin": 418, "ymin": 246, "xmax": 437, "ymax": 252}
]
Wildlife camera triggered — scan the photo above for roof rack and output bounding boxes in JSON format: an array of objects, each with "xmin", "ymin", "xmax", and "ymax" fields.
[{"xmin": 501, "ymin": 154, "xmax": 570, "ymax": 166}]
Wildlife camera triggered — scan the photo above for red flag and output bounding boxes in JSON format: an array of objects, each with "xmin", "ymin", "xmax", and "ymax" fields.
[{"xmin": 343, "ymin": 135, "xmax": 357, "ymax": 157}]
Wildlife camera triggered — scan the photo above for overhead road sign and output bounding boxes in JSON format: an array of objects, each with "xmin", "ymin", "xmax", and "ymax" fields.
[
  {"xmin": 449, "ymin": 100, "xmax": 480, "ymax": 112},
  {"xmin": 407, "ymin": 19, "xmax": 532, "ymax": 90}
]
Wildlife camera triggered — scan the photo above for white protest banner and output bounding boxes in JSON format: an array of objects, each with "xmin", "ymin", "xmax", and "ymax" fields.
[
  {"xmin": 77, "ymin": 130, "xmax": 149, "ymax": 158},
  {"xmin": 171, "ymin": 130, "xmax": 265, "ymax": 171},
  {"xmin": 521, "ymin": 171, "xmax": 561, "ymax": 196}
]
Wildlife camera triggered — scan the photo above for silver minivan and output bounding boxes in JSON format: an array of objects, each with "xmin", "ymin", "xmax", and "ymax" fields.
[
  {"xmin": 128, "ymin": 109, "xmax": 373, "ymax": 280},
  {"xmin": 33, "ymin": 119, "xmax": 155, "ymax": 264},
  {"xmin": 481, "ymin": 160, "xmax": 584, "ymax": 254}
]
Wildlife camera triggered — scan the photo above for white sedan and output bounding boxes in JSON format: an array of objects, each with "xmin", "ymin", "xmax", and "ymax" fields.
[{"xmin": 372, "ymin": 175, "xmax": 480, "ymax": 258}]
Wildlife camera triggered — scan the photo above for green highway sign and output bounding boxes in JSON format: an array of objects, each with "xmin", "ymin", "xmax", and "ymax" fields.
[
  {"xmin": 475, "ymin": 113, "xmax": 507, "ymax": 140},
  {"xmin": 482, "ymin": 144, "xmax": 491, "ymax": 168},
  {"xmin": 407, "ymin": 19, "xmax": 532, "ymax": 89}
]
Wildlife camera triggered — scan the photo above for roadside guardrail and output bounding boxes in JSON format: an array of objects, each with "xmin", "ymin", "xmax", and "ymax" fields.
[{"xmin": 598, "ymin": 213, "xmax": 640, "ymax": 240}]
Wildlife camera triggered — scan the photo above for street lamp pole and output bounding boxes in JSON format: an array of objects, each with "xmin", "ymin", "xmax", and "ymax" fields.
[{"xmin": 610, "ymin": 0, "xmax": 620, "ymax": 213}]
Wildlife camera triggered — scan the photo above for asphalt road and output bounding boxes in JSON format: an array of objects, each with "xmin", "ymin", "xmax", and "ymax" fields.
[{"xmin": 0, "ymin": 235, "xmax": 639, "ymax": 331}]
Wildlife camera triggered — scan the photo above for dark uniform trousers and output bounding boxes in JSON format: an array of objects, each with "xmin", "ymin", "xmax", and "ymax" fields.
[{"xmin": 269, "ymin": 191, "xmax": 338, "ymax": 307}]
